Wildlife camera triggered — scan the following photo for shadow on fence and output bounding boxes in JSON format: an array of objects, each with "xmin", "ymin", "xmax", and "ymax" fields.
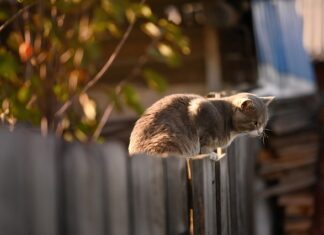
[{"xmin": 0, "ymin": 129, "xmax": 258, "ymax": 235}]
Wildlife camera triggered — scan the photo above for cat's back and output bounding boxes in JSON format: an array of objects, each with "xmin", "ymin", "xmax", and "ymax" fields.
[
  {"xmin": 135, "ymin": 93, "xmax": 201, "ymax": 125},
  {"xmin": 129, "ymin": 94, "xmax": 202, "ymax": 156},
  {"xmin": 145, "ymin": 93, "xmax": 200, "ymax": 113}
]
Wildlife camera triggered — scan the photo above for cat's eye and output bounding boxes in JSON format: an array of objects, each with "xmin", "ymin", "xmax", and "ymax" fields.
[{"xmin": 254, "ymin": 121, "xmax": 258, "ymax": 126}]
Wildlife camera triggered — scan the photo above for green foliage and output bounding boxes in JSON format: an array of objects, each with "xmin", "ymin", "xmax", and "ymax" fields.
[
  {"xmin": 0, "ymin": 48, "xmax": 20, "ymax": 81},
  {"xmin": 143, "ymin": 68, "xmax": 168, "ymax": 92},
  {"xmin": 0, "ymin": 10, "xmax": 9, "ymax": 21},
  {"xmin": 122, "ymin": 85, "xmax": 144, "ymax": 114},
  {"xmin": 0, "ymin": 0, "xmax": 190, "ymax": 141}
]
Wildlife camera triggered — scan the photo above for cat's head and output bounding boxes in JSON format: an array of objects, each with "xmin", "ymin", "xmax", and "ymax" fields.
[{"xmin": 227, "ymin": 93, "xmax": 274, "ymax": 136}]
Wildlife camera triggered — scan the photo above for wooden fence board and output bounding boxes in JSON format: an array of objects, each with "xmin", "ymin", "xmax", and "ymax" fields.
[
  {"xmin": 228, "ymin": 137, "xmax": 258, "ymax": 235},
  {"xmin": 0, "ymin": 130, "xmax": 29, "ymax": 235},
  {"xmin": 27, "ymin": 134, "xmax": 58, "ymax": 235},
  {"xmin": 0, "ymin": 129, "xmax": 256, "ymax": 235},
  {"xmin": 100, "ymin": 142, "xmax": 129, "ymax": 235},
  {"xmin": 191, "ymin": 158, "xmax": 218, "ymax": 235},
  {"xmin": 227, "ymin": 143, "xmax": 238, "ymax": 235},
  {"xmin": 164, "ymin": 157, "xmax": 189, "ymax": 235},
  {"xmin": 190, "ymin": 159, "xmax": 205, "ymax": 235},
  {"xmin": 130, "ymin": 155, "xmax": 166, "ymax": 235},
  {"xmin": 63, "ymin": 143, "xmax": 105, "ymax": 235},
  {"xmin": 240, "ymin": 138, "xmax": 258, "ymax": 235},
  {"xmin": 220, "ymin": 154, "xmax": 230, "ymax": 235}
]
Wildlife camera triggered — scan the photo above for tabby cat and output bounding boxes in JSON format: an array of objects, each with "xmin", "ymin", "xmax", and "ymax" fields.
[{"xmin": 129, "ymin": 92, "xmax": 273, "ymax": 159}]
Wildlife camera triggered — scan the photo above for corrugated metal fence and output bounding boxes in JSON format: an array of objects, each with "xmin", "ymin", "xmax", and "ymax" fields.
[{"xmin": 0, "ymin": 129, "xmax": 257, "ymax": 235}]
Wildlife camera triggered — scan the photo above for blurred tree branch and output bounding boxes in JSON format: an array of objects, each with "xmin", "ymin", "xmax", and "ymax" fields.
[
  {"xmin": 0, "ymin": 3, "xmax": 36, "ymax": 33},
  {"xmin": 92, "ymin": 37, "xmax": 159, "ymax": 140},
  {"xmin": 55, "ymin": 11, "xmax": 138, "ymax": 118},
  {"xmin": 0, "ymin": 0, "xmax": 189, "ymax": 142}
]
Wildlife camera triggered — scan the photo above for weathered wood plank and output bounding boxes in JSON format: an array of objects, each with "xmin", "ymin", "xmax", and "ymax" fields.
[
  {"xmin": 63, "ymin": 143, "xmax": 105, "ymax": 235},
  {"xmin": 164, "ymin": 157, "xmax": 189, "ymax": 235},
  {"xmin": 227, "ymin": 143, "xmax": 238, "ymax": 235},
  {"xmin": 190, "ymin": 159, "xmax": 205, "ymax": 235},
  {"xmin": 191, "ymin": 158, "xmax": 218, "ymax": 235},
  {"xmin": 130, "ymin": 155, "xmax": 166, "ymax": 235},
  {"xmin": 27, "ymin": 133, "xmax": 58, "ymax": 235},
  {"xmin": 0, "ymin": 130, "xmax": 29, "ymax": 235},
  {"xmin": 220, "ymin": 154, "xmax": 230, "ymax": 235},
  {"xmin": 229, "ymin": 137, "xmax": 258, "ymax": 235},
  {"xmin": 100, "ymin": 142, "xmax": 129, "ymax": 235},
  {"xmin": 0, "ymin": 128, "xmax": 256, "ymax": 235}
]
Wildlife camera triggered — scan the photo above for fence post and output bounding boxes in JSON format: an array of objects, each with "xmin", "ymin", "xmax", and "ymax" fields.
[
  {"xmin": 26, "ymin": 133, "xmax": 59, "ymax": 235},
  {"xmin": 164, "ymin": 157, "xmax": 189, "ymax": 235},
  {"xmin": 100, "ymin": 142, "xmax": 129, "ymax": 235},
  {"xmin": 235, "ymin": 137, "xmax": 258, "ymax": 235},
  {"xmin": 130, "ymin": 155, "xmax": 166, "ymax": 235},
  {"xmin": 0, "ymin": 130, "xmax": 59, "ymax": 235},
  {"xmin": 63, "ymin": 143, "xmax": 105, "ymax": 235},
  {"xmin": 220, "ymin": 153, "xmax": 230, "ymax": 235},
  {"xmin": 191, "ymin": 157, "xmax": 219, "ymax": 235},
  {"xmin": 225, "ymin": 137, "xmax": 258, "ymax": 235}
]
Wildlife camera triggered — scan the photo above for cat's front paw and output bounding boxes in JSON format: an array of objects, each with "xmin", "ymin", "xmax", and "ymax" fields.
[
  {"xmin": 209, "ymin": 152, "xmax": 218, "ymax": 161},
  {"xmin": 209, "ymin": 151, "xmax": 226, "ymax": 161}
]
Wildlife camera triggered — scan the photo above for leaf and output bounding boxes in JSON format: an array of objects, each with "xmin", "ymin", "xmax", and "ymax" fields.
[
  {"xmin": 141, "ymin": 22, "xmax": 161, "ymax": 38},
  {"xmin": 101, "ymin": 0, "xmax": 128, "ymax": 24},
  {"xmin": 106, "ymin": 21, "xmax": 122, "ymax": 37},
  {"xmin": 30, "ymin": 75, "xmax": 41, "ymax": 91},
  {"xmin": 158, "ymin": 19, "xmax": 191, "ymax": 55},
  {"xmin": 122, "ymin": 85, "xmax": 144, "ymax": 114},
  {"xmin": 127, "ymin": 3, "xmax": 153, "ymax": 20},
  {"xmin": 17, "ymin": 82, "xmax": 31, "ymax": 103},
  {"xmin": 76, "ymin": 121, "xmax": 94, "ymax": 135},
  {"xmin": 165, "ymin": 32, "xmax": 191, "ymax": 55},
  {"xmin": 0, "ymin": 10, "xmax": 9, "ymax": 21},
  {"xmin": 43, "ymin": 19, "xmax": 53, "ymax": 37},
  {"xmin": 6, "ymin": 32, "xmax": 23, "ymax": 51},
  {"xmin": 53, "ymin": 84, "xmax": 69, "ymax": 102},
  {"xmin": 0, "ymin": 48, "xmax": 20, "ymax": 81},
  {"xmin": 84, "ymin": 41, "xmax": 101, "ymax": 62},
  {"xmin": 107, "ymin": 89, "xmax": 123, "ymax": 112},
  {"xmin": 147, "ymin": 46, "xmax": 181, "ymax": 67},
  {"xmin": 157, "ymin": 43, "xmax": 182, "ymax": 67},
  {"xmin": 79, "ymin": 93, "xmax": 97, "ymax": 122},
  {"xmin": 143, "ymin": 68, "xmax": 168, "ymax": 92},
  {"xmin": 63, "ymin": 132, "xmax": 74, "ymax": 142},
  {"xmin": 74, "ymin": 129, "xmax": 88, "ymax": 142}
]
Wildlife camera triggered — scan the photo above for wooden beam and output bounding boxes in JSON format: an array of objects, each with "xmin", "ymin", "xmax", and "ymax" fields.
[{"xmin": 204, "ymin": 26, "xmax": 223, "ymax": 91}]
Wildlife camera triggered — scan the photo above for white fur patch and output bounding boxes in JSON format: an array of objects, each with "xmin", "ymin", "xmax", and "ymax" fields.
[
  {"xmin": 249, "ymin": 127, "xmax": 263, "ymax": 137},
  {"xmin": 249, "ymin": 130, "xmax": 259, "ymax": 136},
  {"xmin": 188, "ymin": 98, "xmax": 204, "ymax": 116}
]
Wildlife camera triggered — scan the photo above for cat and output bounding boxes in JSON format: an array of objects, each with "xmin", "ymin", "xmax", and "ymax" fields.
[{"xmin": 128, "ymin": 92, "xmax": 274, "ymax": 159}]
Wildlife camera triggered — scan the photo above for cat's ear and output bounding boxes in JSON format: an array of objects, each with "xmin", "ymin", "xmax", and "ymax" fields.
[
  {"xmin": 240, "ymin": 99, "xmax": 255, "ymax": 111},
  {"xmin": 260, "ymin": 96, "xmax": 275, "ymax": 106}
]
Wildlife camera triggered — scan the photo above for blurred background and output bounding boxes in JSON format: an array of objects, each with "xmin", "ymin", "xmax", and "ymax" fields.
[{"xmin": 1, "ymin": 0, "xmax": 324, "ymax": 235}]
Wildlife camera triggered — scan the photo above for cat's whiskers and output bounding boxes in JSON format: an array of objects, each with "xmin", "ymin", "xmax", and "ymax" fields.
[
  {"xmin": 262, "ymin": 131, "xmax": 269, "ymax": 144},
  {"xmin": 255, "ymin": 128, "xmax": 267, "ymax": 145}
]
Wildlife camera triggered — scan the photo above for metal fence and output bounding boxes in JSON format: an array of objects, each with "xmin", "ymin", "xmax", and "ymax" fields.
[{"xmin": 0, "ymin": 128, "xmax": 258, "ymax": 235}]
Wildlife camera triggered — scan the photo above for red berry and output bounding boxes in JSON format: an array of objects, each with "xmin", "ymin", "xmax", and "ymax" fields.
[{"xmin": 19, "ymin": 42, "xmax": 33, "ymax": 62}]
